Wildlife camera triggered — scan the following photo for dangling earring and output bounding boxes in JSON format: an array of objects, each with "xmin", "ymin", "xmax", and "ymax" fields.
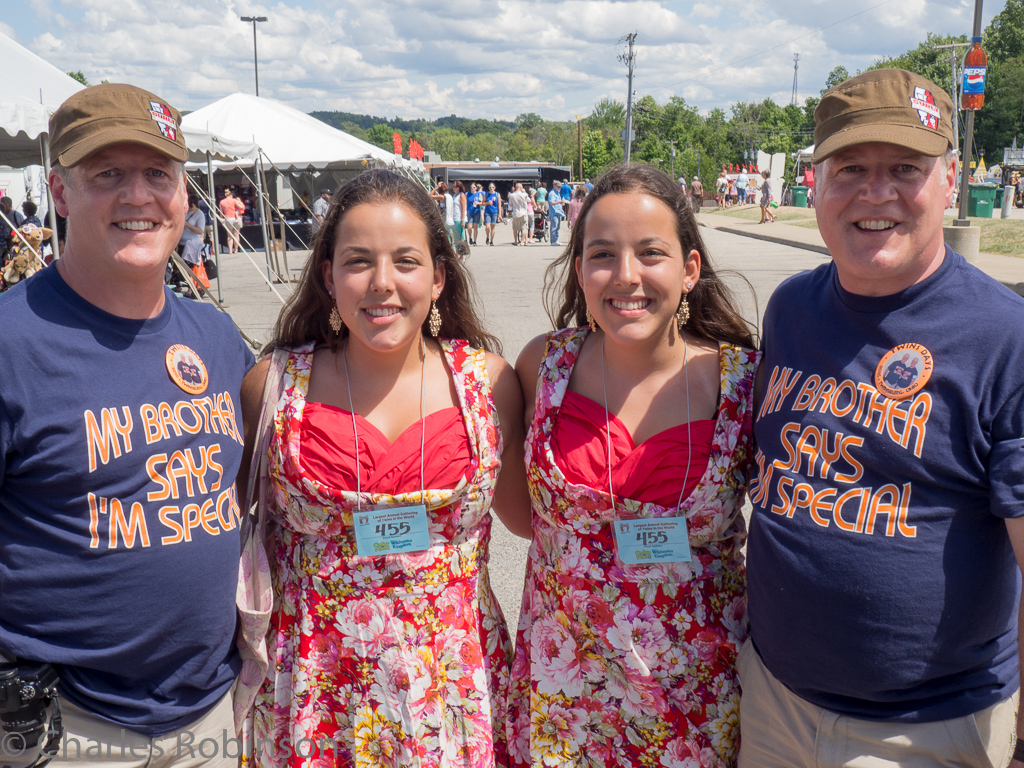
[
  {"xmin": 677, "ymin": 292, "xmax": 690, "ymax": 330},
  {"xmin": 328, "ymin": 290, "xmax": 342, "ymax": 333},
  {"xmin": 429, "ymin": 301, "xmax": 442, "ymax": 337},
  {"xmin": 586, "ymin": 306, "xmax": 597, "ymax": 332}
]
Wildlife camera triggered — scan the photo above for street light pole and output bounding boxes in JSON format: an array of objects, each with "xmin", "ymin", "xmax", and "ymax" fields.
[{"xmin": 240, "ymin": 15, "xmax": 268, "ymax": 96}]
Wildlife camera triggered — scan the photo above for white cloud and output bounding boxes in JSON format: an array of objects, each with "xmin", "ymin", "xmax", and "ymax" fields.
[{"xmin": 9, "ymin": 0, "xmax": 1006, "ymax": 122}]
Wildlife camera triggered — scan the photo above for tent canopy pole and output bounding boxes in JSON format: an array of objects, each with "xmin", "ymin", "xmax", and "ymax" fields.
[
  {"xmin": 206, "ymin": 151, "xmax": 224, "ymax": 303},
  {"xmin": 40, "ymin": 135, "xmax": 60, "ymax": 259}
]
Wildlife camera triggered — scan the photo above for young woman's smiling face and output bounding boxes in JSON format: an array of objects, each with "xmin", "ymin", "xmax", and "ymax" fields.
[
  {"xmin": 323, "ymin": 202, "xmax": 444, "ymax": 352},
  {"xmin": 576, "ymin": 191, "xmax": 699, "ymax": 344}
]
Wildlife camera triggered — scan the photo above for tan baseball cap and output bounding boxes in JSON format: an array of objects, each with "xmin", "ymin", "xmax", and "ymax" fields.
[
  {"xmin": 49, "ymin": 83, "xmax": 188, "ymax": 167},
  {"xmin": 813, "ymin": 69, "xmax": 953, "ymax": 163}
]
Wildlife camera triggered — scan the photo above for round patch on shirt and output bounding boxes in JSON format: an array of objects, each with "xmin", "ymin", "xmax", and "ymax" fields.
[
  {"xmin": 874, "ymin": 343, "xmax": 933, "ymax": 400},
  {"xmin": 166, "ymin": 344, "xmax": 208, "ymax": 395}
]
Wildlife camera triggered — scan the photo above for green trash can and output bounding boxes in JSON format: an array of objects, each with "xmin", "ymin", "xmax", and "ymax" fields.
[
  {"xmin": 967, "ymin": 184, "xmax": 997, "ymax": 218},
  {"xmin": 994, "ymin": 186, "xmax": 1005, "ymax": 210},
  {"xmin": 791, "ymin": 185, "xmax": 809, "ymax": 208}
]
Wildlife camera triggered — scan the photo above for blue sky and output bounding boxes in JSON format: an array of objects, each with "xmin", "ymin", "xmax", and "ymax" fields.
[{"xmin": 4, "ymin": 0, "xmax": 1004, "ymax": 121}]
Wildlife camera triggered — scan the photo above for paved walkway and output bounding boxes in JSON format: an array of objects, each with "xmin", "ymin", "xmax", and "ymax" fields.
[{"xmin": 698, "ymin": 205, "xmax": 1024, "ymax": 291}]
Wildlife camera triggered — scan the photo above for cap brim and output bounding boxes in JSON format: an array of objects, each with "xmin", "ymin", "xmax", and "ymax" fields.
[
  {"xmin": 57, "ymin": 126, "xmax": 189, "ymax": 167},
  {"xmin": 813, "ymin": 124, "xmax": 950, "ymax": 163}
]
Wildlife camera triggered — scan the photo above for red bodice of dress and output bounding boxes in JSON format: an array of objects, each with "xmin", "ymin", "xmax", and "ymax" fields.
[
  {"xmin": 300, "ymin": 401, "xmax": 471, "ymax": 494},
  {"xmin": 550, "ymin": 389, "xmax": 715, "ymax": 507}
]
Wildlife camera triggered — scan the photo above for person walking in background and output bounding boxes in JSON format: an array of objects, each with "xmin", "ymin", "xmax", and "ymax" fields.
[
  {"xmin": 716, "ymin": 171, "xmax": 728, "ymax": 209},
  {"xmin": 508, "ymin": 164, "xmax": 759, "ymax": 767},
  {"xmin": 219, "ymin": 186, "xmax": 245, "ymax": 254},
  {"xmin": 690, "ymin": 175, "xmax": 704, "ymax": 213},
  {"xmin": 429, "ymin": 181, "xmax": 456, "ymax": 244},
  {"xmin": 451, "ymin": 180, "xmax": 467, "ymax": 243},
  {"xmin": 467, "ymin": 183, "xmax": 484, "ymax": 246},
  {"xmin": 483, "ymin": 182, "xmax": 501, "ymax": 246},
  {"xmin": 20, "ymin": 200, "xmax": 42, "ymax": 228},
  {"xmin": 509, "ymin": 182, "xmax": 530, "ymax": 246},
  {"xmin": 311, "ymin": 187, "xmax": 331, "ymax": 238},
  {"xmin": 0, "ymin": 197, "xmax": 15, "ymax": 263},
  {"xmin": 240, "ymin": 169, "xmax": 531, "ymax": 768},
  {"xmin": 547, "ymin": 179, "xmax": 564, "ymax": 246},
  {"xmin": 560, "ymin": 178, "xmax": 573, "ymax": 206},
  {"xmin": 758, "ymin": 170, "xmax": 775, "ymax": 224},
  {"xmin": 566, "ymin": 185, "xmax": 585, "ymax": 228},
  {"xmin": 524, "ymin": 185, "xmax": 536, "ymax": 245},
  {"xmin": 534, "ymin": 182, "xmax": 547, "ymax": 216},
  {"xmin": 179, "ymin": 193, "xmax": 207, "ymax": 267},
  {"xmin": 735, "ymin": 167, "xmax": 748, "ymax": 205}
]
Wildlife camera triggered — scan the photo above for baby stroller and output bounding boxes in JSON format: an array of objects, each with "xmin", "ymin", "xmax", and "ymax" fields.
[{"xmin": 531, "ymin": 210, "xmax": 547, "ymax": 243}]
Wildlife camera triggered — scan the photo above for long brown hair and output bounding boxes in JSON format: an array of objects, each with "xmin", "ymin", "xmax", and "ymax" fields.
[
  {"xmin": 545, "ymin": 163, "xmax": 755, "ymax": 349},
  {"xmin": 267, "ymin": 169, "xmax": 498, "ymax": 354}
]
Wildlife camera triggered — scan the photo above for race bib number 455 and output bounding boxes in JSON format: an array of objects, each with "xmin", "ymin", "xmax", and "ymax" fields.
[
  {"xmin": 353, "ymin": 505, "xmax": 429, "ymax": 557},
  {"xmin": 613, "ymin": 517, "xmax": 692, "ymax": 564}
]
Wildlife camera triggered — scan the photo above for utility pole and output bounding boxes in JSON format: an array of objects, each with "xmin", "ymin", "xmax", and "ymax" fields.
[
  {"xmin": 576, "ymin": 116, "xmax": 583, "ymax": 182},
  {"xmin": 791, "ymin": 53, "xmax": 800, "ymax": 106},
  {"xmin": 955, "ymin": 0, "xmax": 985, "ymax": 226},
  {"xmin": 669, "ymin": 140, "xmax": 676, "ymax": 180},
  {"xmin": 932, "ymin": 41, "xmax": 970, "ymax": 154},
  {"xmin": 619, "ymin": 33, "xmax": 637, "ymax": 163}
]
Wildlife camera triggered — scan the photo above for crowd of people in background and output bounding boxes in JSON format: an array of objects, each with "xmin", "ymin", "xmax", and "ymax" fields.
[
  {"xmin": 714, "ymin": 168, "xmax": 764, "ymax": 209},
  {"xmin": 428, "ymin": 176, "xmax": 597, "ymax": 248}
]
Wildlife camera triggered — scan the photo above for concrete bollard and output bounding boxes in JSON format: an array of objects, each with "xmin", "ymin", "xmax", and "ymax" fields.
[
  {"xmin": 1002, "ymin": 186, "xmax": 1015, "ymax": 218},
  {"xmin": 944, "ymin": 224, "xmax": 980, "ymax": 261}
]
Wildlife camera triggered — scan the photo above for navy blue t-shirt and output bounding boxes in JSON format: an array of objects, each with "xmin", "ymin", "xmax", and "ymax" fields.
[
  {"xmin": 0, "ymin": 265, "xmax": 254, "ymax": 735},
  {"xmin": 748, "ymin": 248, "xmax": 1024, "ymax": 722}
]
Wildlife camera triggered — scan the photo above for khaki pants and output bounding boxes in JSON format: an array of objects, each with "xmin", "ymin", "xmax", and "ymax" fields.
[
  {"xmin": 737, "ymin": 639, "xmax": 1018, "ymax": 768},
  {"xmin": 53, "ymin": 689, "xmax": 237, "ymax": 768}
]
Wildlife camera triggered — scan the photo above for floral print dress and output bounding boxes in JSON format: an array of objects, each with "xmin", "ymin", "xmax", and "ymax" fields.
[
  {"xmin": 507, "ymin": 328, "xmax": 759, "ymax": 768},
  {"xmin": 255, "ymin": 340, "xmax": 513, "ymax": 768}
]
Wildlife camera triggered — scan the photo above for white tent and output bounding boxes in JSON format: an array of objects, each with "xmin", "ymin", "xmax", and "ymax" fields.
[
  {"xmin": 181, "ymin": 92, "xmax": 404, "ymax": 171},
  {"xmin": 0, "ymin": 31, "xmax": 258, "ymax": 167},
  {"xmin": 793, "ymin": 144, "xmax": 815, "ymax": 163},
  {"xmin": 0, "ymin": 31, "xmax": 85, "ymax": 168},
  {"xmin": 0, "ymin": 31, "xmax": 83, "ymax": 109},
  {"xmin": 0, "ymin": 31, "xmax": 259, "ymax": 263}
]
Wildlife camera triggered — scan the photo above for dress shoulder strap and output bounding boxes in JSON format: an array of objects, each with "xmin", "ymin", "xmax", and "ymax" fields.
[
  {"xmin": 532, "ymin": 327, "xmax": 588, "ymax": 424},
  {"xmin": 717, "ymin": 342, "xmax": 761, "ymax": 411},
  {"xmin": 442, "ymin": 338, "xmax": 501, "ymax": 475}
]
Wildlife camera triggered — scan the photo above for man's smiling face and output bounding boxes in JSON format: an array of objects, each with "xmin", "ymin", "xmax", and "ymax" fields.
[{"xmin": 815, "ymin": 142, "xmax": 955, "ymax": 297}]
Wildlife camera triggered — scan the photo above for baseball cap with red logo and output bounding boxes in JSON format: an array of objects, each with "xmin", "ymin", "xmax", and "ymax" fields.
[
  {"xmin": 48, "ymin": 83, "xmax": 188, "ymax": 167},
  {"xmin": 812, "ymin": 68, "xmax": 954, "ymax": 163}
]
